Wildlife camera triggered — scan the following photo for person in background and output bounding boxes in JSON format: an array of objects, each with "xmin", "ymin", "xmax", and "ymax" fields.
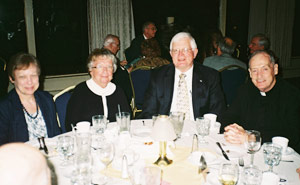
[
  {"xmin": 102, "ymin": 34, "xmax": 133, "ymax": 105},
  {"xmin": 65, "ymin": 48, "xmax": 131, "ymax": 131},
  {"xmin": 140, "ymin": 32, "xmax": 226, "ymax": 120},
  {"xmin": 0, "ymin": 53, "xmax": 61, "ymax": 145},
  {"xmin": 125, "ymin": 21, "xmax": 158, "ymax": 64},
  {"xmin": 203, "ymin": 36, "xmax": 247, "ymax": 70},
  {"xmin": 220, "ymin": 50, "xmax": 300, "ymax": 153},
  {"xmin": 0, "ymin": 143, "xmax": 51, "ymax": 185},
  {"xmin": 248, "ymin": 33, "xmax": 270, "ymax": 54}
]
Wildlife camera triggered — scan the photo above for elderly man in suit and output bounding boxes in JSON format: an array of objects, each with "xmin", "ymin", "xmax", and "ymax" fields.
[{"xmin": 140, "ymin": 32, "xmax": 226, "ymax": 120}]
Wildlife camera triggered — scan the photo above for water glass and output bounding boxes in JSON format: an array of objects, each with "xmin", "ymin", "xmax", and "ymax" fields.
[
  {"xmin": 196, "ymin": 117, "xmax": 210, "ymax": 144},
  {"xmin": 218, "ymin": 163, "xmax": 239, "ymax": 185},
  {"xmin": 169, "ymin": 112, "xmax": 185, "ymax": 138},
  {"xmin": 242, "ymin": 165, "xmax": 262, "ymax": 185},
  {"xmin": 92, "ymin": 115, "xmax": 107, "ymax": 134},
  {"xmin": 263, "ymin": 142, "xmax": 282, "ymax": 172},
  {"xmin": 245, "ymin": 130, "xmax": 261, "ymax": 166},
  {"xmin": 56, "ymin": 135, "xmax": 74, "ymax": 167},
  {"xmin": 152, "ymin": 114, "xmax": 160, "ymax": 126},
  {"xmin": 72, "ymin": 146, "xmax": 92, "ymax": 185},
  {"xmin": 116, "ymin": 112, "xmax": 131, "ymax": 134}
]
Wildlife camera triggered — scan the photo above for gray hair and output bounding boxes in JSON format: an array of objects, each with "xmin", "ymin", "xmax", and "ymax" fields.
[
  {"xmin": 218, "ymin": 37, "xmax": 236, "ymax": 55},
  {"xmin": 251, "ymin": 33, "xmax": 270, "ymax": 50},
  {"xmin": 142, "ymin": 21, "xmax": 155, "ymax": 32},
  {"xmin": 87, "ymin": 48, "xmax": 117, "ymax": 73},
  {"xmin": 169, "ymin": 32, "xmax": 197, "ymax": 50},
  {"xmin": 103, "ymin": 34, "xmax": 119, "ymax": 47},
  {"xmin": 249, "ymin": 50, "xmax": 276, "ymax": 66}
]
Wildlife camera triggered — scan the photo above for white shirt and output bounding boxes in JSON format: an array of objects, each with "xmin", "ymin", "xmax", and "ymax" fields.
[{"xmin": 170, "ymin": 65, "xmax": 194, "ymax": 120}]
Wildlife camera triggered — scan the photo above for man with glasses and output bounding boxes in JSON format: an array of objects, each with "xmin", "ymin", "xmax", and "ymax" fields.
[
  {"xmin": 140, "ymin": 32, "xmax": 226, "ymax": 120},
  {"xmin": 125, "ymin": 21, "xmax": 158, "ymax": 65}
]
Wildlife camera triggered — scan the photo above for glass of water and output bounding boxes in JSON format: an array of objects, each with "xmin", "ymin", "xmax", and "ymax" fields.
[
  {"xmin": 169, "ymin": 112, "xmax": 185, "ymax": 139},
  {"xmin": 196, "ymin": 117, "xmax": 210, "ymax": 144},
  {"xmin": 263, "ymin": 142, "xmax": 282, "ymax": 172},
  {"xmin": 56, "ymin": 135, "xmax": 74, "ymax": 167},
  {"xmin": 242, "ymin": 165, "xmax": 262, "ymax": 185},
  {"xmin": 92, "ymin": 115, "xmax": 107, "ymax": 134}
]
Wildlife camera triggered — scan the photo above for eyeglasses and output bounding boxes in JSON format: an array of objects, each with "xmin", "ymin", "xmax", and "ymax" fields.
[
  {"xmin": 171, "ymin": 48, "xmax": 193, "ymax": 54},
  {"xmin": 91, "ymin": 64, "xmax": 113, "ymax": 71}
]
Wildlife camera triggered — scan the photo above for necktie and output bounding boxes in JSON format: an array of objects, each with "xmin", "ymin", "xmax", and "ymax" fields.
[{"xmin": 176, "ymin": 73, "xmax": 190, "ymax": 120}]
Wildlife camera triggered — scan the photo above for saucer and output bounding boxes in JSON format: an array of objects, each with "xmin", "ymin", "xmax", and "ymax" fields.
[{"xmin": 282, "ymin": 147, "xmax": 294, "ymax": 156}]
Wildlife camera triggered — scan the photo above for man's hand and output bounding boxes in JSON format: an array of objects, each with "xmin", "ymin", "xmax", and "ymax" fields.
[
  {"xmin": 224, "ymin": 123, "xmax": 247, "ymax": 144},
  {"xmin": 120, "ymin": 60, "xmax": 128, "ymax": 67},
  {"xmin": 297, "ymin": 168, "xmax": 300, "ymax": 179}
]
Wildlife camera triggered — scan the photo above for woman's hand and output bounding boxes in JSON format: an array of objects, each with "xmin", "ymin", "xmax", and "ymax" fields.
[{"xmin": 224, "ymin": 123, "xmax": 247, "ymax": 144}]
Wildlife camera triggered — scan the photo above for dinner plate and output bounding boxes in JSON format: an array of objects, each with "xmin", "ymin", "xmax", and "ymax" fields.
[
  {"xmin": 282, "ymin": 147, "xmax": 294, "ymax": 156},
  {"xmin": 131, "ymin": 126, "xmax": 152, "ymax": 137},
  {"xmin": 188, "ymin": 151, "xmax": 219, "ymax": 165},
  {"xmin": 221, "ymin": 145, "xmax": 247, "ymax": 159}
]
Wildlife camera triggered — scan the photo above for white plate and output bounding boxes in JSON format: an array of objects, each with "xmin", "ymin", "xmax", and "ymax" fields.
[
  {"xmin": 283, "ymin": 147, "xmax": 294, "ymax": 156},
  {"xmin": 188, "ymin": 151, "xmax": 219, "ymax": 165},
  {"xmin": 131, "ymin": 127, "xmax": 152, "ymax": 137},
  {"xmin": 221, "ymin": 145, "xmax": 247, "ymax": 159}
]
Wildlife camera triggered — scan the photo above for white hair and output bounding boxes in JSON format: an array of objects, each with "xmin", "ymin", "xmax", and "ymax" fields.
[{"xmin": 169, "ymin": 32, "xmax": 197, "ymax": 50}]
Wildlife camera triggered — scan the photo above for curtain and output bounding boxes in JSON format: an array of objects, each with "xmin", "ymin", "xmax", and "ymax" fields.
[{"xmin": 87, "ymin": 0, "xmax": 135, "ymax": 60}]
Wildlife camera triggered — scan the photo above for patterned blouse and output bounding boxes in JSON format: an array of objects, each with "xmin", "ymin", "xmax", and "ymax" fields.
[{"xmin": 23, "ymin": 108, "xmax": 48, "ymax": 141}]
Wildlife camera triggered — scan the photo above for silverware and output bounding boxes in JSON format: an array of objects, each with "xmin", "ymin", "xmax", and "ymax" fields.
[
  {"xmin": 238, "ymin": 157, "xmax": 244, "ymax": 167},
  {"xmin": 281, "ymin": 160, "xmax": 294, "ymax": 162},
  {"xmin": 198, "ymin": 155, "xmax": 207, "ymax": 174},
  {"xmin": 37, "ymin": 138, "xmax": 43, "ymax": 150},
  {"xmin": 41, "ymin": 137, "xmax": 49, "ymax": 154},
  {"xmin": 191, "ymin": 134, "xmax": 198, "ymax": 153},
  {"xmin": 216, "ymin": 142, "xmax": 230, "ymax": 161}
]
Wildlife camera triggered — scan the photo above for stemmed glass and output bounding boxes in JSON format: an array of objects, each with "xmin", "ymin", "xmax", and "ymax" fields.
[
  {"xmin": 196, "ymin": 117, "xmax": 210, "ymax": 144},
  {"xmin": 218, "ymin": 163, "xmax": 239, "ymax": 185},
  {"xmin": 263, "ymin": 142, "xmax": 282, "ymax": 172},
  {"xmin": 98, "ymin": 142, "xmax": 115, "ymax": 175},
  {"xmin": 245, "ymin": 130, "xmax": 261, "ymax": 166},
  {"xmin": 56, "ymin": 135, "xmax": 74, "ymax": 167},
  {"xmin": 169, "ymin": 112, "xmax": 185, "ymax": 139}
]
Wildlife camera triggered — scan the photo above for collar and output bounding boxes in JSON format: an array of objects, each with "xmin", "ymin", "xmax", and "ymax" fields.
[
  {"xmin": 86, "ymin": 78, "xmax": 116, "ymax": 96},
  {"xmin": 143, "ymin": 34, "xmax": 148, "ymax": 40},
  {"xmin": 175, "ymin": 65, "xmax": 194, "ymax": 77}
]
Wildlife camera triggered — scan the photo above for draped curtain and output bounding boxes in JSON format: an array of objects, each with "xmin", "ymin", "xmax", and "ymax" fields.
[{"xmin": 87, "ymin": 0, "xmax": 135, "ymax": 60}]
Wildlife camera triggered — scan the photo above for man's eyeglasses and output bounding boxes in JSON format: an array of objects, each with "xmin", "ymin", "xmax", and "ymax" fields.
[
  {"xmin": 91, "ymin": 64, "xmax": 113, "ymax": 71},
  {"xmin": 171, "ymin": 48, "xmax": 193, "ymax": 54}
]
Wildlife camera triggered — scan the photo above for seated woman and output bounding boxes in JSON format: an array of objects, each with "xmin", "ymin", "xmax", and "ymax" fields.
[
  {"xmin": 65, "ymin": 48, "xmax": 131, "ymax": 131},
  {"xmin": 0, "ymin": 53, "xmax": 61, "ymax": 145}
]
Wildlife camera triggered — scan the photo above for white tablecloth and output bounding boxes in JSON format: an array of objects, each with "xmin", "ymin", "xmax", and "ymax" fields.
[{"xmin": 34, "ymin": 119, "xmax": 300, "ymax": 185}]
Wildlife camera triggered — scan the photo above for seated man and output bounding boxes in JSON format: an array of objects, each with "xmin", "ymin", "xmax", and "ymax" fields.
[
  {"xmin": 0, "ymin": 143, "xmax": 51, "ymax": 185},
  {"xmin": 221, "ymin": 50, "xmax": 300, "ymax": 153},
  {"xmin": 140, "ymin": 32, "xmax": 226, "ymax": 120},
  {"xmin": 248, "ymin": 33, "xmax": 270, "ymax": 54}
]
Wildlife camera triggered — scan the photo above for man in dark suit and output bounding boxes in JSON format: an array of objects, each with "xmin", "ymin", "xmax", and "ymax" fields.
[
  {"xmin": 125, "ymin": 21, "xmax": 157, "ymax": 64},
  {"xmin": 140, "ymin": 32, "xmax": 226, "ymax": 120}
]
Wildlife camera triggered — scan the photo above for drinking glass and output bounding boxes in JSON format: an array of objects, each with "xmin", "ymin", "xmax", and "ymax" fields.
[
  {"xmin": 116, "ymin": 112, "xmax": 131, "ymax": 134},
  {"xmin": 242, "ymin": 165, "xmax": 262, "ymax": 185},
  {"xmin": 56, "ymin": 135, "xmax": 74, "ymax": 167},
  {"xmin": 169, "ymin": 112, "xmax": 185, "ymax": 138},
  {"xmin": 263, "ymin": 142, "xmax": 282, "ymax": 172},
  {"xmin": 218, "ymin": 163, "xmax": 239, "ymax": 185},
  {"xmin": 92, "ymin": 115, "xmax": 107, "ymax": 134},
  {"xmin": 196, "ymin": 117, "xmax": 210, "ymax": 144},
  {"xmin": 98, "ymin": 142, "xmax": 115, "ymax": 175},
  {"xmin": 245, "ymin": 130, "xmax": 261, "ymax": 166}
]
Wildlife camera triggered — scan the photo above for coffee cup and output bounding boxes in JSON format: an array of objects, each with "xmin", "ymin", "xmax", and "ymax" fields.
[
  {"xmin": 272, "ymin": 136, "xmax": 289, "ymax": 154},
  {"xmin": 76, "ymin": 121, "xmax": 91, "ymax": 133}
]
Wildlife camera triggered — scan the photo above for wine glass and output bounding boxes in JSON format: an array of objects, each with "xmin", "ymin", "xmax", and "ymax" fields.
[
  {"xmin": 169, "ymin": 112, "xmax": 185, "ymax": 139},
  {"xmin": 196, "ymin": 117, "xmax": 210, "ymax": 144},
  {"xmin": 98, "ymin": 142, "xmax": 115, "ymax": 175},
  {"xmin": 245, "ymin": 130, "xmax": 261, "ymax": 166},
  {"xmin": 218, "ymin": 163, "xmax": 239, "ymax": 185},
  {"xmin": 263, "ymin": 142, "xmax": 282, "ymax": 172},
  {"xmin": 56, "ymin": 135, "xmax": 74, "ymax": 167}
]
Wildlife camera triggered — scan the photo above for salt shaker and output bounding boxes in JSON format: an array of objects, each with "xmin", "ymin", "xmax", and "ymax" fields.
[{"xmin": 121, "ymin": 155, "xmax": 129, "ymax": 179}]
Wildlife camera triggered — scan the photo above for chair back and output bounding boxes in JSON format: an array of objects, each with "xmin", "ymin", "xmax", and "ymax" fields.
[
  {"xmin": 129, "ymin": 66, "xmax": 153, "ymax": 118},
  {"xmin": 53, "ymin": 85, "xmax": 75, "ymax": 133},
  {"xmin": 219, "ymin": 65, "xmax": 248, "ymax": 106}
]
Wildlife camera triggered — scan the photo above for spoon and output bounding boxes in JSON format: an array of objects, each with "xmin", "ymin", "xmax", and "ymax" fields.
[{"xmin": 198, "ymin": 155, "xmax": 207, "ymax": 174}]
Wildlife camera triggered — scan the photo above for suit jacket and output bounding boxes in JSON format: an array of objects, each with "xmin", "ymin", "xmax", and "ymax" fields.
[
  {"xmin": 0, "ymin": 89, "xmax": 61, "ymax": 145},
  {"xmin": 125, "ymin": 35, "xmax": 145, "ymax": 64},
  {"xmin": 140, "ymin": 63, "xmax": 226, "ymax": 120}
]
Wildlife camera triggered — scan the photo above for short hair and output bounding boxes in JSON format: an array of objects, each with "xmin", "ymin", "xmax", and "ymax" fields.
[
  {"xmin": 169, "ymin": 32, "xmax": 197, "ymax": 50},
  {"xmin": 142, "ymin": 21, "xmax": 155, "ymax": 32},
  {"xmin": 103, "ymin": 34, "xmax": 119, "ymax": 47},
  {"xmin": 218, "ymin": 37, "xmax": 236, "ymax": 55},
  {"xmin": 251, "ymin": 33, "xmax": 270, "ymax": 50},
  {"xmin": 249, "ymin": 50, "xmax": 276, "ymax": 66},
  {"xmin": 86, "ymin": 48, "xmax": 117, "ymax": 73},
  {"xmin": 7, "ymin": 53, "xmax": 41, "ymax": 81},
  {"xmin": 141, "ymin": 38, "xmax": 161, "ymax": 57}
]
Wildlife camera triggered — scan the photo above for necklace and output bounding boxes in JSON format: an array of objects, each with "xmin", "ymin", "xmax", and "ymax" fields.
[{"xmin": 22, "ymin": 103, "xmax": 39, "ymax": 119}]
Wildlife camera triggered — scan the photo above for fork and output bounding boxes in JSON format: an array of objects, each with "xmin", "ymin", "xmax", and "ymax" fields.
[
  {"xmin": 37, "ymin": 138, "xmax": 43, "ymax": 150},
  {"xmin": 198, "ymin": 155, "xmax": 207, "ymax": 174}
]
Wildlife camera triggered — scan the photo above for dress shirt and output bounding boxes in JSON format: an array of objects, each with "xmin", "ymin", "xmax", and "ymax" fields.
[{"xmin": 170, "ymin": 65, "xmax": 194, "ymax": 120}]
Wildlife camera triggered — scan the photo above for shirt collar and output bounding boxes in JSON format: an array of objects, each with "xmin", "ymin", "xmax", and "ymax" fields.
[{"xmin": 86, "ymin": 78, "xmax": 116, "ymax": 96}]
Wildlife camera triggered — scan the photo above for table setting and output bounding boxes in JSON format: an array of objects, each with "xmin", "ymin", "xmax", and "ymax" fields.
[{"xmin": 26, "ymin": 112, "xmax": 300, "ymax": 185}]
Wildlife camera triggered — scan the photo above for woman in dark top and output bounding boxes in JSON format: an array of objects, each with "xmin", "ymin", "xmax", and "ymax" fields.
[
  {"xmin": 0, "ymin": 53, "xmax": 61, "ymax": 145},
  {"xmin": 65, "ymin": 48, "xmax": 131, "ymax": 131}
]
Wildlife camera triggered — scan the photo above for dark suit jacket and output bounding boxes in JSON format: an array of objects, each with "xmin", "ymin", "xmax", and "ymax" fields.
[
  {"xmin": 0, "ymin": 89, "xmax": 61, "ymax": 145},
  {"xmin": 140, "ymin": 63, "xmax": 226, "ymax": 120},
  {"xmin": 125, "ymin": 35, "xmax": 145, "ymax": 64}
]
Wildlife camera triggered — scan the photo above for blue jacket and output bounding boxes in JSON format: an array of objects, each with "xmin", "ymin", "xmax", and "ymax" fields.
[{"xmin": 0, "ymin": 89, "xmax": 61, "ymax": 145}]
